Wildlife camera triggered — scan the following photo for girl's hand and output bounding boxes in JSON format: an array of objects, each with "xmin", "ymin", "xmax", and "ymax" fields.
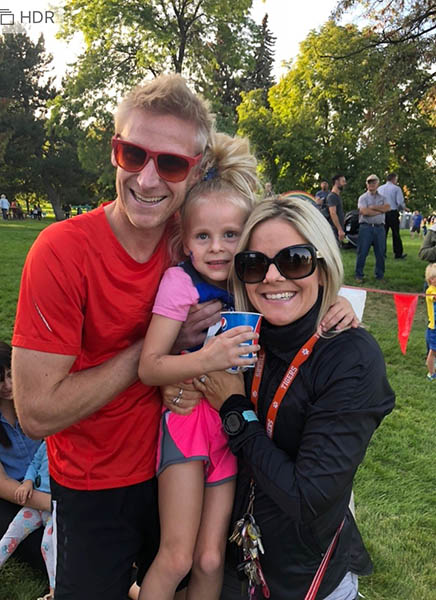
[
  {"xmin": 320, "ymin": 295, "xmax": 359, "ymax": 333},
  {"xmin": 200, "ymin": 327, "xmax": 260, "ymax": 373},
  {"xmin": 161, "ymin": 381, "xmax": 202, "ymax": 415},
  {"xmin": 15, "ymin": 480, "xmax": 33, "ymax": 504},
  {"xmin": 194, "ymin": 370, "xmax": 245, "ymax": 412}
]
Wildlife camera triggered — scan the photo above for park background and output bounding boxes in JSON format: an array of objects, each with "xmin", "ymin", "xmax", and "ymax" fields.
[{"xmin": 1, "ymin": 0, "xmax": 435, "ymax": 598}]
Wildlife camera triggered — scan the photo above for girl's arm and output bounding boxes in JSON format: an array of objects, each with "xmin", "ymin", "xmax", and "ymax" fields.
[
  {"xmin": 0, "ymin": 462, "xmax": 51, "ymax": 511},
  {"xmin": 23, "ymin": 440, "xmax": 45, "ymax": 483},
  {"xmin": 139, "ymin": 313, "xmax": 259, "ymax": 386},
  {"xmin": 320, "ymin": 294, "xmax": 359, "ymax": 332},
  {"xmin": 15, "ymin": 479, "xmax": 33, "ymax": 504}
]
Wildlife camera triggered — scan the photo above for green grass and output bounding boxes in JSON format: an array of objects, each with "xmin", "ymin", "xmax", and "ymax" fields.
[
  {"xmin": 0, "ymin": 218, "xmax": 54, "ymax": 342},
  {"xmin": 0, "ymin": 561, "xmax": 46, "ymax": 600},
  {"xmin": 0, "ymin": 220, "xmax": 435, "ymax": 599}
]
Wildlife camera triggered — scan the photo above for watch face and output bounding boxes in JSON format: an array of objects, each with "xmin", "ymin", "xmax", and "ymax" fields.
[{"xmin": 224, "ymin": 411, "xmax": 244, "ymax": 435}]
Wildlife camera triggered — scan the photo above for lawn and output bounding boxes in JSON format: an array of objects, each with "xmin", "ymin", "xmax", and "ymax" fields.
[{"xmin": 0, "ymin": 217, "xmax": 435, "ymax": 599}]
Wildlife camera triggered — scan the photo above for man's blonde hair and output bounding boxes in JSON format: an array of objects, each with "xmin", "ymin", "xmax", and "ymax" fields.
[
  {"xmin": 425, "ymin": 263, "xmax": 436, "ymax": 284},
  {"xmin": 231, "ymin": 196, "xmax": 344, "ymax": 331},
  {"xmin": 114, "ymin": 74, "xmax": 214, "ymax": 152}
]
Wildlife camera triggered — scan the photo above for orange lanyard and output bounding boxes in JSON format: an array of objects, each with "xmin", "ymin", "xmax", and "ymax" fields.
[{"xmin": 251, "ymin": 333, "xmax": 320, "ymax": 439}]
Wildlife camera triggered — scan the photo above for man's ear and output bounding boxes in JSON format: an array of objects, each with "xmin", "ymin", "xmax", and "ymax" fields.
[
  {"xmin": 111, "ymin": 149, "xmax": 117, "ymax": 169},
  {"xmin": 190, "ymin": 162, "xmax": 204, "ymax": 186}
]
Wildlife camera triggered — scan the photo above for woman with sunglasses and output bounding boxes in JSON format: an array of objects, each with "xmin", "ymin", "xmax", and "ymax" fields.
[{"xmin": 194, "ymin": 196, "xmax": 395, "ymax": 600}]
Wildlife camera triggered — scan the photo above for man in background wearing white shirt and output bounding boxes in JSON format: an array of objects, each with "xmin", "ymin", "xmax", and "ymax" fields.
[{"xmin": 378, "ymin": 172, "xmax": 407, "ymax": 260}]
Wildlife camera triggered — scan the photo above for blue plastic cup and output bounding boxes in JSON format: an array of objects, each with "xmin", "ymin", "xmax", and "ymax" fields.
[{"xmin": 220, "ymin": 311, "xmax": 262, "ymax": 373}]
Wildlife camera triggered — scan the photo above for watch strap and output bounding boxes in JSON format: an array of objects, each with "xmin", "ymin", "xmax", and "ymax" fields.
[{"xmin": 242, "ymin": 410, "xmax": 258, "ymax": 423}]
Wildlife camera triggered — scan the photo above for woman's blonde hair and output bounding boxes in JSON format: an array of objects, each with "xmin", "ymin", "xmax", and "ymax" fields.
[
  {"xmin": 231, "ymin": 196, "xmax": 344, "ymax": 330},
  {"xmin": 425, "ymin": 263, "xmax": 436, "ymax": 284},
  {"xmin": 169, "ymin": 132, "xmax": 260, "ymax": 262}
]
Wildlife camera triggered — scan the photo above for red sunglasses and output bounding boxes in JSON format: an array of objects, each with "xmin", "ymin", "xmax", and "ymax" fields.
[{"xmin": 111, "ymin": 136, "xmax": 202, "ymax": 183}]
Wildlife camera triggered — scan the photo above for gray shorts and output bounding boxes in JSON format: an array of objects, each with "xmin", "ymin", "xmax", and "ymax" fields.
[{"xmin": 323, "ymin": 571, "xmax": 358, "ymax": 600}]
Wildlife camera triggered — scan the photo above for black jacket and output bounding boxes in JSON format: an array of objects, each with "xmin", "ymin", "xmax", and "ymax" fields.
[{"xmin": 220, "ymin": 296, "xmax": 395, "ymax": 599}]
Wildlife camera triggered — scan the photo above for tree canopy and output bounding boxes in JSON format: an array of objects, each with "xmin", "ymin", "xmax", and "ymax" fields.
[
  {"xmin": 1, "ymin": 4, "xmax": 433, "ymax": 216},
  {"xmin": 333, "ymin": 1, "xmax": 436, "ymax": 51},
  {"xmin": 331, "ymin": 1, "xmax": 436, "ymax": 131},
  {"xmin": 0, "ymin": 31, "xmax": 98, "ymax": 219},
  {"xmin": 58, "ymin": 0, "xmax": 268, "ymax": 130},
  {"xmin": 0, "ymin": 32, "xmax": 54, "ymax": 202},
  {"xmin": 237, "ymin": 21, "xmax": 435, "ymax": 211}
]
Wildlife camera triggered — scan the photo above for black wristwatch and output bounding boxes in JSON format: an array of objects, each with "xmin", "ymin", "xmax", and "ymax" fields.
[{"xmin": 222, "ymin": 410, "xmax": 258, "ymax": 436}]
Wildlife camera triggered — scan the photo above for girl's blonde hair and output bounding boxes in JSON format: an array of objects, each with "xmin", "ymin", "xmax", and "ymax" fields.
[
  {"xmin": 425, "ymin": 263, "xmax": 436, "ymax": 284},
  {"xmin": 231, "ymin": 196, "xmax": 344, "ymax": 331},
  {"xmin": 169, "ymin": 132, "xmax": 260, "ymax": 262}
]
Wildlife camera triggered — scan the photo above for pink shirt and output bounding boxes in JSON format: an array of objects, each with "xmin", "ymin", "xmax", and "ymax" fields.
[{"xmin": 152, "ymin": 266, "xmax": 199, "ymax": 322}]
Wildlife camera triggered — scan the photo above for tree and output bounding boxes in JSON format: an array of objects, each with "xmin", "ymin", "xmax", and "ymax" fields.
[
  {"xmin": 246, "ymin": 14, "xmax": 276, "ymax": 102},
  {"xmin": 42, "ymin": 100, "xmax": 103, "ymax": 219},
  {"xmin": 0, "ymin": 31, "xmax": 55, "ymax": 211},
  {"xmin": 192, "ymin": 18, "xmax": 260, "ymax": 133},
  {"xmin": 333, "ymin": 1, "xmax": 436, "ymax": 52},
  {"xmin": 331, "ymin": 1, "xmax": 436, "ymax": 130},
  {"xmin": 237, "ymin": 21, "xmax": 435, "ymax": 210},
  {"xmin": 0, "ymin": 31, "xmax": 101, "ymax": 220},
  {"xmin": 59, "ymin": 0, "xmax": 255, "ymax": 125}
]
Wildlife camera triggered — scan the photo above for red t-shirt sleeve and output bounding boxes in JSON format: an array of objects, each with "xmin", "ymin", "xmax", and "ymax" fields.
[{"xmin": 13, "ymin": 224, "xmax": 87, "ymax": 356}]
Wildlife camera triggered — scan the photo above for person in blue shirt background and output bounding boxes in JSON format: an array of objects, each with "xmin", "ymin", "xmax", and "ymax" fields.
[
  {"xmin": 0, "ymin": 341, "xmax": 49, "ymax": 572},
  {"xmin": 0, "ymin": 440, "xmax": 55, "ymax": 599}
]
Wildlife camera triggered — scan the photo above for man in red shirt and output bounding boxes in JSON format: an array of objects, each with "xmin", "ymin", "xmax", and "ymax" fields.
[{"xmin": 12, "ymin": 74, "xmax": 219, "ymax": 600}]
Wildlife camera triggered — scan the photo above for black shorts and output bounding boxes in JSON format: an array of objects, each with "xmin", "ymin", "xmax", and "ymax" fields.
[{"xmin": 51, "ymin": 477, "xmax": 160, "ymax": 600}]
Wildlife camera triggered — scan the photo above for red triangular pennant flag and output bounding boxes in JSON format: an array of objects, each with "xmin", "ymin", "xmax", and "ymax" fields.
[{"xmin": 393, "ymin": 294, "xmax": 418, "ymax": 354}]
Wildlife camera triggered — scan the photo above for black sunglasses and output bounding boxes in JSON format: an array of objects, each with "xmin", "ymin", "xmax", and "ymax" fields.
[{"xmin": 234, "ymin": 244, "xmax": 322, "ymax": 284}]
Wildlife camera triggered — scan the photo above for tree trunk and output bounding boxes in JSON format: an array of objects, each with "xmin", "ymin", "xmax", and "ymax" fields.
[{"xmin": 46, "ymin": 185, "xmax": 63, "ymax": 221}]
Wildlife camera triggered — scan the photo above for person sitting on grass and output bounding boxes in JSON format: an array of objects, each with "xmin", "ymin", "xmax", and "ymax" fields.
[
  {"xmin": 0, "ymin": 340, "xmax": 48, "ymax": 573},
  {"xmin": 425, "ymin": 263, "xmax": 436, "ymax": 381},
  {"xmin": 0, "ymin": 440, "xmax": 55, "ymax": 600}
]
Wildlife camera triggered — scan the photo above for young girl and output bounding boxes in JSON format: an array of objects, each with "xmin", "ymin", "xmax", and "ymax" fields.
[
  {"xmin": 0, "ymin": 440, "xmax": 55, "ymax": 600},
  {"xmin": 138, "ymin": 132, "xmax": 260, "ymax": 600},
  {"xmin": 425, "ymin": 263, "xmax": 436, "ymax": 381}
]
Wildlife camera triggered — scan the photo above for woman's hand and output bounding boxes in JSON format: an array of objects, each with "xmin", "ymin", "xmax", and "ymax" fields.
[
  {"xmin": 14, "ymin": 479, "xmax": 33, "ymax": 505},
  {"xmin": 200, "ymin": 327, "xmax": 260, "ymax": 373},
  {"xmin": 320, "ymin": 295, "xmax": 359, "ymax": 333},
  {"xmin": 194, "ymin": 370, "xmax": 245, "ymax": 412},
  {"xmin": 161, "ymin": 381, "xmax": 202, "ymax": 415}
]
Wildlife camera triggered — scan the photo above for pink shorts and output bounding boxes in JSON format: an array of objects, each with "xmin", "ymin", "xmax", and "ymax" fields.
[{"xmin": 156, "ymin": 399, "xmax": 237, "ymax": 486}]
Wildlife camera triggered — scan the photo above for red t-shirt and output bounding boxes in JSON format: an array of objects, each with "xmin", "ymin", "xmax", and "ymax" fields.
[{"xmin": 13, "ymin": 204, "xmax": 171, "ymax": 490}]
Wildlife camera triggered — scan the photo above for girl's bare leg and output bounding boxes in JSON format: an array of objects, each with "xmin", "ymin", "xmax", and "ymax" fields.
[
  {"xmin": 427, "ymin": 349, "xmax": 436, "ymax": 375},
  {"xmin": 186, "ymin": 480, "xmax": 235, "ymax": 600},
  {"xmin": 139, "ymin": 462, "xmax": 204, "ymax": 600}
]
